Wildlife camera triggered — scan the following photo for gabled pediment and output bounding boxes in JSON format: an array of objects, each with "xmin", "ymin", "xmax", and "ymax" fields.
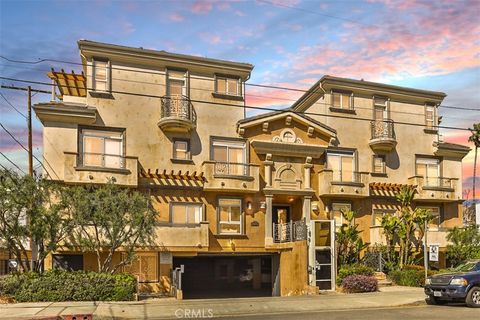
[{"xmin": 237, "ymin": 110, "xmax": 336, "ymax": 144}]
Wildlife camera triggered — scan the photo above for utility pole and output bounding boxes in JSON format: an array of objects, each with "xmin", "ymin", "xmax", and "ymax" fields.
[
  {"xmin": 424, "ymin": 221, "xmax": 428, "ymax": 280},
  {"xmin": 27, "ymin": 86, "xmax": 33, "ymax": 176},
  {"xmin": 1, "ymin": 84, "xmax": 51, "ymax": 272}
]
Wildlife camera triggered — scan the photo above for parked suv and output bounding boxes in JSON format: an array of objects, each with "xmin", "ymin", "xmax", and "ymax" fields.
[{"xmin": 424, "ymin": 260, "xmax": 480, "ymax": 307}]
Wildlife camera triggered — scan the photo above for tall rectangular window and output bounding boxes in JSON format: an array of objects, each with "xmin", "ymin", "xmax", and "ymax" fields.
[
  {"xmin": 167, "ymin": 70, "xmax": 187, "ymax": 97},
  {"xmin": 81, "ymin": 129, "xmax": 124, "ymax": 168},
  {"xmin": 372, "ymin": 209, "xmax": 396, "ymax": 227},
  {"xmin": 374, "ymin": 97, "xmax": 388, "ymax": 120},
  {"xmin": 327, "ymin": 151, "xmax": 356, "ymax": 182},
  {"xmin": 216, "ymin": 76, "xmax": 241, "ymax": 96},
  {"xmin": 92, "ymin": 59, "xmax": 110, "ymax": 92},
  {"xmin": 212, "ymin": 139, "xmax": 246, "ymax": 175},
  {"xmin": 173, "ymin": 139, "xmax": 190, "ymax": 160},
  {"xmin": 416, "ymin": 157, "xmax": 440, "ymax": 186},
  {"xmin": 331, "ymin": 203, "xmax": 351, "ymax": 229},
  {"xmin": 332, "ymin": 91, "xmax": 352, "ymax": 109},
  {"xmin": 418, "ymin": 206, "xmax": 441, "ymax": 231},
  {"xmin": 373, "ymin": 155, "xmax": 386, "ymax": 174},
  {"xmin": 218, "ymin": 198, "xmax": 243, "ymax": 234},
  {"xmin": 425, "ymin": 104, "xmax": 436, "ymax": 129},
  {"xmin": 170, "ymin": 203, "xmax": 203, "ymax": 224}
]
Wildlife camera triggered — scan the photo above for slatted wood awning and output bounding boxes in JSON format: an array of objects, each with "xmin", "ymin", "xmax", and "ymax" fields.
[
  {"xmin": 369, "ymin": 182, "xmax": 415, "ymax": 192},
  {"xmin": 48, "ymin": 69, "xmax": 87, "ymax": 98},
  {"xmin": 139, "ymin": 169, "xmax": 205, "ymax": 181}
]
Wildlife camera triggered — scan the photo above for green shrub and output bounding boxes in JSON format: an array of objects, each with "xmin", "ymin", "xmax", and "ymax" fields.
[
  {"xmin": 388, "ymin": 269, "xmax": 426, "ymax": 287},
  {"xmin": 0, "ymin": 270, "xmax": 136, "ymax": 302},
  {"xmin": 337, "ymin": 264, "xmax": 375, "ymax": 286}
]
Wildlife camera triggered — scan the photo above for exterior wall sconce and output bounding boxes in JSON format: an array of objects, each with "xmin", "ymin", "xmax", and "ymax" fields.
[
  {"xmin": 260, "ymin": 201, "xmax": 266, "ymax": 209},
  {"xmin": 247, "ymin": 201, "xmax": 252, "ymax": 210}
]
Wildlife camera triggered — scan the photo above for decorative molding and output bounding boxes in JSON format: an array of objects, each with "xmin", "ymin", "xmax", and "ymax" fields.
[
  {"xmin": 307, "ymin": 126, "xmax": 315, "ymax": 137},
  {"xmin": 285, "ymin": 116, "xmax": 292, "ymax": 125},
  {"xmin": 262, "ymin": 122, "xmax": 269, "ymax": 132}
]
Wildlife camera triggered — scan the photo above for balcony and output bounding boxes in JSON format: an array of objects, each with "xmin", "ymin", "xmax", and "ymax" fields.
[
  {"xmin": 318, "ymin": 169, "xmax": 369, "ymax": 198},
  {"xmin": 158, "ymin": 95, "xmax": 196, "ymax": 132},
  {"xmin": 202, "ymin": 161, "xmax": 260, "ymax": 192},
  {"xmin": 369, "ymin": 120, "xmax": 397, "ymax": 152},
  {"xmin": 273, "ymin": 219, "xmax": 308, "ymax": 243},
  {"xmin": 408, "ymin": 176, "xmax": 460, "ymax": 201},
  {"xmin": 64, "ymin": 151, "xmax": 138, "ymax": 186},
  {"xmin": 154, "ymin": 222, "xmax": 209, "ymax": 251}
]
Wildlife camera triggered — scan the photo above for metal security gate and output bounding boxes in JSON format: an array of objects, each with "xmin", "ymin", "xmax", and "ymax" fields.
[
  {"xmin": 309, "ymin": 220, "xmax": 336, "ymax": 290},
  {"xmin": 171, "ymin": 265, "xmax": 184, "ymax": 297}
]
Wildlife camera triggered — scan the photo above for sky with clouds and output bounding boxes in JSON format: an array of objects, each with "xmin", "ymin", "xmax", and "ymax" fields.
[{"xmin": 0, "ymin": 0, "xmax": 479, "ymax": 198}]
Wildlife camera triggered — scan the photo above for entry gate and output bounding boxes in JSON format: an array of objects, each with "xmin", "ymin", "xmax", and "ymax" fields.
[
  {"xmin": 309, "ymin": 220, "xmax": 336, "ymax": 290},
  {"xmin": 171, "ymin": 264, "xmax": 184, "ymax": 297}
]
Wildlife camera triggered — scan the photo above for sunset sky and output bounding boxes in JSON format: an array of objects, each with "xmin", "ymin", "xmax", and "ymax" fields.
[{"xmin": 0, "ymin": 0, "xmax": 479, "ymax": 198}]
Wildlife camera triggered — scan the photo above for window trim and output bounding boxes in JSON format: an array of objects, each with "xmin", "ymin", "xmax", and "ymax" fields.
[
  {"xmin": 217, "ymin": 197, "xmax": 244, "ymax": 235},
  {"xmin": 331, "ymin": 89, "xmax": 353, "ymax": 110},
  {"xmin": 78, "ymin": 126, "xmax": 126, "ymax": 169},
  {"xmin": 372, "ymin": 154, "xmax": 386, "ymax": 174},
  {"xmin": 415, "ymin": 156, "xmax": 442, "ymax": 179},
  {"xmin": 214, "ymin": 74, "xmax": 242, "ymax": 97},
  {"xmin": 92, "ymin": 58, "xmax": 111, "ymax": 92},
  {"xmin": 169, "ymin": 202, "xmax": 204, "ymax": 225},
  {"xmin": 172, "ymin": 138, "xmax": 191, "ymax": 161},
  {"xmin": 166, "ymin": 68, "xmax": 189, "ymax": 97},
  {"xmin": 326, "ymin": 149, "xmax": 358, "ymax": 182},
  {"xmin": 425, "ymin": 103, "xmax": 437, "ymax": 130}
]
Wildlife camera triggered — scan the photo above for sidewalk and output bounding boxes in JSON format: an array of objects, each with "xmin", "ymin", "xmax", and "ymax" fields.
[{"xmin": 0, "ymin": 286, "xmax": 426, "ymax": 320}]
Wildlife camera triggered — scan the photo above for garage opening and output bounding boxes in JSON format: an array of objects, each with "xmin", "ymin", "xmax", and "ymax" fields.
[{"xmin": 174, "ymin": 255, "xmax": 274, "ymax": 299}]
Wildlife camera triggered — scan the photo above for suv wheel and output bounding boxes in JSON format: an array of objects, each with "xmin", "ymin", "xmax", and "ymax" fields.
[{"xmin": 466, "ymin": 286, "xmax": 480, "ymax": 308}]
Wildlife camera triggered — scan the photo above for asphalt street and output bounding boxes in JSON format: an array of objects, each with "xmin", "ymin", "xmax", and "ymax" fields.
[{"xmin": 216, "ymin": 304, "xmax": 479, "ymax": 320}]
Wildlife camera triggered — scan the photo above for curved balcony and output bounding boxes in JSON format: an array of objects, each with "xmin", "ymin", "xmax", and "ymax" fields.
[
  {"xmin": 158, "ymin": 95, "xmax": 196, "ymax": 132},
  {"xmin": 369, "ymin": 120, "xmax": 397, "ymax": 152}
]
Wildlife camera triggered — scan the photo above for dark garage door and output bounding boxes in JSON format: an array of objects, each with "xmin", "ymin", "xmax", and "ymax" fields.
[{"xmin": 174, "ymin": 255, "xmax": 273, "ymax": 299}]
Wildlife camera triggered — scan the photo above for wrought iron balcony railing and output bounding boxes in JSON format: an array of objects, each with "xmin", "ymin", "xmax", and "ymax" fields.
[
  {"xmin": 79, "ymin": 152, "xmax": 126, "ymax": 169},
  {"xmin": 331, "ymin": 170, "xmax": 362, "ymax": 184},
  {"xmin": 423, "ymin": 176, "xmax": 454, "ymax": 189},
  {"xmin": 160, "ymin": 95, "xmax": 197, "ymax": 124},
  {"xmin": 370, "ymin": 120, "xmax": 395, "ymax": 140},
  {"xmin": 273, "ymin": 219, "xmax": 308, "ymax": 243},
  {"xmin": 213, "ymin": 161, "xmax": 250, "ymax": 176}
]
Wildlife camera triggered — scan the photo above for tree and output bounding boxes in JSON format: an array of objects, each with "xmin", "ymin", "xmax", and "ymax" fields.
[
  {"xmin": 0, "ymin": 169, "xmax": 73, "ymax": 272},
  {"xmin": 65, "ymin": 181, "xmax": 157, "ymax": 273},
  {"xmin": 468, "ymin": 123, "xmax": 480, "ymax": 201},
  {"xmin": 446, "ymin": 225, "xmax": 480, "ymax": 267},
  {"xmin": 336, "ymin": 209, "xmax": 369, "ymax": 266}
]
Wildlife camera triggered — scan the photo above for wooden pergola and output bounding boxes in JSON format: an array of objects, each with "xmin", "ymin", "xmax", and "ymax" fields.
[
  {"xmin": 139, "ymin": 169, "xmax": 205, "ymax": 182},
  {"xmin": 369, "ymin": 182, "xmax": 416, "ymax": 192},
  {"xmin": 48, "ymin": 68, "xmax": 86, "ymax": 99}
]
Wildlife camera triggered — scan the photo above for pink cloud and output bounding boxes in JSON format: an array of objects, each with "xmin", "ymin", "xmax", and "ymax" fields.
[
  {"xmin": 191, "ymin": 0, "xmax": 213, "ymax": 14},
  {"xmin": 169, "ymin": 13, "xmax": 185, "ymax": 22},
  {"xmin": 199, "ymin": 32, "xmax": 222, "ymax": 45}
]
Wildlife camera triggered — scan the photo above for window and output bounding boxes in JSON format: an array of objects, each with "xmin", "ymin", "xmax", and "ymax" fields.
[
  {"xmin": 216, "ymin": 76, "xmax": 241, "ymax": 96},
  {"xmin": 170, "ymin": 203, "xmax": 203, "ymax": 224},
  {"xmin": 92, "ymin": 59, "xmax": 110, "ymax": 92},
  {"xmin": 327, "ymin": 151, "xmax": 356, "ymax": 182},
  {"xmin": 331, "ymin": 203, "xmax": 351, "ymax": 229},
  {"xmin": 372, "ymin": 209, "xmax": 396, "ymax": 227},
  {"xmin": 218, "ymin": 198, "xmax": 243, "ymax": 234},
  {"xmin": 374, "ymin": 97, "xmax": 388, "ymax": 120},
  {"xmin": 416, "ymin": 157, "xmax": 440, "ymax": 186},
  {"xmin": 212, "ymin": 139, "xmax": 247, "ymax": 175},
  {"xmin": 173, "ymin": 139, "xmax": 190, "ymax": 160},
  {"xmin": 167, "ymin": 70, "xmax": 187, "ymax": 97},
  {"xmin": 332, "ymin": 91, "xmax": 352, "ymax": 109},
  {"xmin": 81, "ymin": 129, "xmax": 124, "ymax": 168},
  {"xmin": 425, "ymin": 104, "xmax": 437, "ymax": 129},
  {"xmin": 123, "ymin": 253, "xmax": 158, "ymax": 282},
  {"xmin": 52, "ymin": 254, "xmax": 83, "ymax": 271},
  {"xmin": 373, "ymin": 155, "xmax": 386, "ymax": 174},
  {"xmin": 418, "ymin": 206, "xmax": 441, "ymax": 231}
]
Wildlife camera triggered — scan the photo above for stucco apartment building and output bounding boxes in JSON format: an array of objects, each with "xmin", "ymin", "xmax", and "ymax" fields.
[{"xmin": 31, "ymin": 40, "xmax": 470, "ymax": 298}]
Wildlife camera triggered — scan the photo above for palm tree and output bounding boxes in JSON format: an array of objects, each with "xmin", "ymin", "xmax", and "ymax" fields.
[{"xmin": 468, "ymin": 123, "xmax": 480, "ymax": 200}]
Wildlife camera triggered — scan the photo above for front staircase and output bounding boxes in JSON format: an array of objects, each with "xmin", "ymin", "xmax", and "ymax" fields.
[{"xmin": 375, "ymin": 272, "xmax": 392, "ymax": 287}]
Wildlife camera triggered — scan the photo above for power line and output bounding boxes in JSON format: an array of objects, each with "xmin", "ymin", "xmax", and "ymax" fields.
[
  {"xmin": 0, "ymin": 151, "xmax": 27, "ymax": 174},
  {"xmin": 0, "ymin": 91, "xmax": 27, "ymax": 118},
  {"xmin": 0, "ymin": 122, "xmax": 59, "ymax": 179},
  {"xmin": 1, "ymin": 55, "xmax": 478, "ymax": 112},
  {"xmin": 0, "ymin": 75, "xmax": 473, "ymax": 132},
  {"xmin": 0, "ymin": 63, "xmax": 477, "ymax": 120}
]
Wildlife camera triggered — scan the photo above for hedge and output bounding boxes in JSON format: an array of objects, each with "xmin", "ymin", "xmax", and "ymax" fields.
[
  {"xmin": 0, "ymin": 269, "xmax": 137, "ymax": 302},
  {"xmin": 341, "ymin": 275, "xmax": 378, "ymax": 293},
  {"xmin": 388, "ymin": 266, "xmax": 438, "ymax": 287},
  {"xmin": 337, "ymin": 264, "xmax": 375, "ymax": 286}
]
